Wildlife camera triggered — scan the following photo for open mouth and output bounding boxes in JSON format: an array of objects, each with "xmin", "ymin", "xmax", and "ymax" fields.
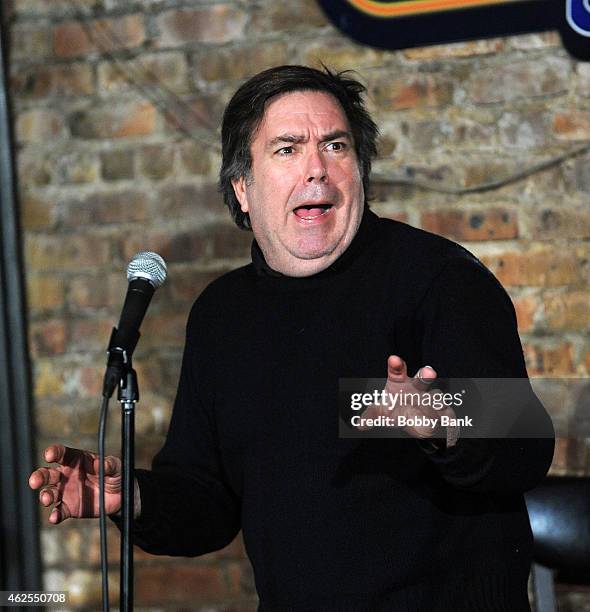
[{"xmin": 293, "ymin": 204, "xmax": 333, "ymax": 220}]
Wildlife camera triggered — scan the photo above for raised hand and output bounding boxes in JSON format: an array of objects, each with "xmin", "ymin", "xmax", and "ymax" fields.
[
  {"xmin": 356, "ymin": 355, "xmax": 456, "ymax": 439},
  {"xmin": 29, "ymin": 444, "xmax": 122, "ymax": 524}
]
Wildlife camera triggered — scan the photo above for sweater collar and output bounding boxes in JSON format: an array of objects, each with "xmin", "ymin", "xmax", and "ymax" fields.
[{"xmin": 250, "ymin": 206, "xmax": 379, "ymax": 281}]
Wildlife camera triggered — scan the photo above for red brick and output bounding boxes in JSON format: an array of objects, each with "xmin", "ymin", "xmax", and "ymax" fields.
[
  {"xmin": 157, "ymin": 183, "xmax": 223, "ymax": 219},
  {"xmin": 74, "ymin": 403, "xmax": 108, "ymax": 435},
  {"xmin": 163, "ymin": 94, "xmax": 225, "ymax": 135},
  {"xmin": 86, "ymin": 523, "xmax": 121, "ymax": 564},
  {"xmin": 303, "ymin": 41, "xmax": 385, "ymax": 71},
  {"xmin": 26, "ymin": 274, "xmax": 65, "ymax": 310},
  {"xmin": 11, "ymin": 64, "xmax": 94, "ymax": 99},
  {"xmin": 25, "ymin": 234, "xmax": 111, "ymax": 270},
  {"xmin": 570, "ymin": 154, "xmax": 590, "ymax": 194},
  {"xmin": 14, "ymin": 0, "xmax": 98, "ymax": 15},
  {"xmin": 543, "ymin": 291, "xmax": 590, "ymax": 331},
  {"xmin": 523, "ymin": 342, "xmax": 575, "ymax": 376},
  {"xmin": 16, "ymin": 109, "xmax": 64, "ymax": 144},
  {"xmin": 210, "ymin": 223, "xmax": 253, "ymax": 259},
  {"xmin": 9, "ymin": 23, "xmax": 52, "ymax": 60},
  {"xmin": 462, "ymin": 160, "xmax": 514, "ymax": 189},
  {"xmin": 63, "ymin": 569, "xmax": 117, "ymax": 607},
  {"xmin": 533, "ymin": 206, "xmax": 590, "ymax": 239},
  {"xmin": 133, "ymin": 357, "xmax": 180, "ymax": 398},
  {"xmin": 512, "ymin": 294, "xmax": 539, "ymax": 333},
  {"xmin": 97, "ymin": 52, "xmax": 188, "ymax": 94},
  {"xmin": 61, "ymin": 191, "xmax": 149, "ymax": 227},
  {"xmin": 371, "ymin": 75, "xmax": 453, "ymax": 110},
  {"xmin": 119, "ymin": 228, "xmax": 207, "ymax": 264},
  {"xmin": 178, "ymin": 141, "xmax": 212, "ymax": 176},
  {"xmin": 480, "ymin": 248, "xmax": 580, "ymax": 287},
  {"xmin": 100, "ymin": 149, "xmax": 135, "ymax": 181},
  {"xmin": 469, "ymin": 58, "xmax": 570, "ymax": 104},
  {"xmin": 135, "ymin": 565, "xmax": 227, "ymax": 604},
  {"xmin": 16, "ymin": 155, "xmax": 52, "ymax": 187},
  {"xmin": 68, "ymin": 319, "xmax": 116, "ymax": 352},
  {"xmin": 156, "ymin": 5, "xmax": 247, "ymax": 47},
  {"xmin": 54, "ymin": 152, "xmax": 99, "ymax": 185},
  {"xmin": 86, "ymin": 523, "xmax": 165, "ymax": 563},
  {"xmin": 20, "ymin": 194, "xmax": 56, "ymax": 230},
  {"xmin": 553, "ymin": 111, "xmax": 590, "ymax": 140},
  {"xmin": 29, "ymin": 319, "xmax": 66, "ymax": 356},
  {"xmin": 138, "ymin": 145, "xmax": 174, "ymax": 180},
  {"xmin": 421, "ymin": 208, "xmax": 518, "ymax": 241},
  {"xmin": 68, "ymin": 272, "xmax": 126, "ymax": 309},
  {"xmin": 76, "ymin": 364, "xmax": 104, "ymax": 398},
  {"xmin": 53, "ymin": 14, "xmax": 145, "ymax": 59},
  {"xmin": 251, "ymin": 0, "xmax": 328, "ymax": 31},
  {"xmin": 195, "ymin": 42, "xmax": 290, "ymax": 82},
  {"xmin": 34, "ymin": 360, "xmax": 66, "ymax": 397},
  {"xmin": 375, "ymin": 134, "xmax": 397, "ymax": 158},
  {"xmin": 35, "ymin": 400, "xmax": 72, "ymax": 435},
  {"xmin": 498, "ymin": 111, "xmax": 548, "ymax": 149},
  {"xmin": 139, "ymin": 312, "xmax": 187, "ymax": 349},
  {"xmin": 70, "ymin": 102, "xmax": 157, "ymax": 139}
]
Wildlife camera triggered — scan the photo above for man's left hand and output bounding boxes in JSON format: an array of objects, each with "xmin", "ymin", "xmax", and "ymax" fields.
[{"xmin": 355, "ymin": 355, "xmax": 456, "ymax": 440}]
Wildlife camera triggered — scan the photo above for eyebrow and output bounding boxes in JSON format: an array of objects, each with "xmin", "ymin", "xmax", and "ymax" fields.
[{"xmin": 267, "ymin": 130, "xmax": 352, "ymax": 149}]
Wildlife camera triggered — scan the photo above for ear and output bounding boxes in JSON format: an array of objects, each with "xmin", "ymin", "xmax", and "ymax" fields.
[{"xmin": 231, "ymin": 177, "xmax": 249, "ymax": 214}]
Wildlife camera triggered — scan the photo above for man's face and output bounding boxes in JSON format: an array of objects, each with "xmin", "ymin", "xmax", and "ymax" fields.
[{"xmin": 231, "ymin": 91, "xmax": 365, "ymax": 277}]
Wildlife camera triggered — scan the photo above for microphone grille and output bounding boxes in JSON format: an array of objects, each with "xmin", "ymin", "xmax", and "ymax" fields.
[{"xmin": 126, "ymin": 252, "xmax": 167, "ymax": 288}]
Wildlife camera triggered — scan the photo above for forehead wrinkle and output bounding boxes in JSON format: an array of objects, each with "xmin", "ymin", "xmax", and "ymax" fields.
[{"xmin": 267, "ymin": 134, "xmax": 307, "ymax": 148}]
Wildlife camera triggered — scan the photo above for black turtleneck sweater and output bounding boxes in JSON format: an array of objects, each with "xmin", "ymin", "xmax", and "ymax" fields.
[{"xmin": 130, "ymin": 209, "xmax": 554, "ymax": 611}]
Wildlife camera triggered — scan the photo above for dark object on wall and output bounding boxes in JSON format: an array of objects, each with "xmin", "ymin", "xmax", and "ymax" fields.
[
  {"xmin": 0, "ymin": 12, "xmax": 42, "ymax": 593},
  {"xmin": 317, "ymin": 0, "xmax": 590, "ymax": 60},
  {"xmin": 525, "ymin": 476, "xmax": 590, "ymax": 612}
]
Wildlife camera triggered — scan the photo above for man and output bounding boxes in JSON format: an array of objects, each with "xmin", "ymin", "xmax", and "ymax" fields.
[{"xmin": 30, "ymin": 65, "xmax": 554, "ymax": 610}]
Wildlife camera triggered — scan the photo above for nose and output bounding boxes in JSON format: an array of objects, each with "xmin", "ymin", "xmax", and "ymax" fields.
[{"xmin": 305, "ymin": 150, "xmax": 328, "ymax": 183}]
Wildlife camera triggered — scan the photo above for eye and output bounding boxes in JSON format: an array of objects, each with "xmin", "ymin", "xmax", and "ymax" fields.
[
  {"xmin": 276, "ymin": 146, "xmax": 295, "ymax": 156},
  {"xmin": 325, "ymin": 141, "xmax": 347, "ymax": 152}
]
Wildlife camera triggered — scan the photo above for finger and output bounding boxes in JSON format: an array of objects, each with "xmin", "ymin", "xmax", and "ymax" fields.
[
  {"xmin": 39, "ymin": 485, "xmax": 59, "ymax": 507},
  {"xmin": 414, "ymin": 365, "xmax": 437, "ymax": 390},
  {"xmin": 44, "ymin": 444, "xmax": 68, "ymax": 465},
  {"xmin": 29, "ymin": 467, "xmax": 62, "ymax": 490},
  {"xmin": 49, "ymin": 502, "xmax": 71, "ymax": 525},
  {"xmin": 92, "ymin": 455, "xmax": 122, "ymax": 477},
  {"xmin": 387, "ymin": 355, "xmax": 408, "ymax": 382}
]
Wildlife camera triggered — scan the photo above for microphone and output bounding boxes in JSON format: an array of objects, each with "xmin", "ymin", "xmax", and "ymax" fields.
[{"xmin": 102, "ymin": 252, "xmax": 167, "ymax": 398}]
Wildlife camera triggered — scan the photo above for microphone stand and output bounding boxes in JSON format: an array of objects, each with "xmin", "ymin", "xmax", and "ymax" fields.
[
  {"xmin": 104, "ymin": 328, "xmax": 140, "ymax": 612},
  {"xmin": 118, "ymin": 362, "xmax": 138, "ymax": 612}
]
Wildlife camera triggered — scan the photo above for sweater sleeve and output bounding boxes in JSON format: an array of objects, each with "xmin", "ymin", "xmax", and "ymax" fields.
[
  {"xmin": 414, "ymin": 255, "xmax": 555, "ymax": 495},
  {"xmin": 117, "ymin": 302, "xmax": 241, "ymax": 557}
]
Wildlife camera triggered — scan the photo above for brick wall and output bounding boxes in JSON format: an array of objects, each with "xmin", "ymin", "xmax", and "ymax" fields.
[{"xmin": 6, "ymin": 0, "xmax": 589, "ymax": 609}]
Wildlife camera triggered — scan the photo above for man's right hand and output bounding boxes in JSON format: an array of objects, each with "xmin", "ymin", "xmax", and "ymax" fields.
[{"xmin": 29, "ymin": 445, "xmax": 122, "ymax": 524}]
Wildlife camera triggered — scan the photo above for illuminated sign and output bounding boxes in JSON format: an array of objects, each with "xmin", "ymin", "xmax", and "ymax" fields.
[{"xmin": 317, "ymin": 0, "xmax": 589, "ymax": 59}]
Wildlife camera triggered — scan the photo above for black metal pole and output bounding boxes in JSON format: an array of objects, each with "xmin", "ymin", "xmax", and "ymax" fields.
[
  {"xmin": 118, "ymin": 367, "xmax": 138, "ymax": 612},
  {"xmin": 0, "ymin": 8, "xmax": 42, "ymax": 594}
]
